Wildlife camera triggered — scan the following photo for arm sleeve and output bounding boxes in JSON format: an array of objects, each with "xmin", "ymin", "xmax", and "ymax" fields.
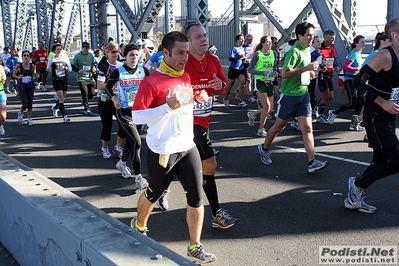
[
  {"xmin": 132, "ymin": 104, "xmax": 172, "ymax": 125},
  {"xmin": 65, "ymin": 57, "xmax": 72, "ymax": 72},
  {"xmin": 105, "ymin": 69, "xmax": 120, "ymax": 97},
  {"xmin": 343, "ymin": 59, "xmax": 358, "ymax": 72},
  {"xmin": 353, "ymin": 64, "xmax": 378, "ymax": 102},
  {"xmin": 46, "ymin": 57, "xmax": 52, "ymax": 72}
]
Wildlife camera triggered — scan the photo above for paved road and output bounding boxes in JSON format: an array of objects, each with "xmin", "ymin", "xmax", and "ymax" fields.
[{"xmin": 1, "ymin": 77, "xmax": 399, "ymax": 266}]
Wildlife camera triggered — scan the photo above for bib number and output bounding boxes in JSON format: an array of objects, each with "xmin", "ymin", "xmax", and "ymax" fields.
[
  {"xmin": 127, "ymin": 90, "xmax": 137, "ymax": 107},
  {"xmin": 389, "ymin": 87, "xmax": 399, "ymax": 104},
  {"xmin": 22, "ymin": 76, "xmax": 31, "ymax": 83}
]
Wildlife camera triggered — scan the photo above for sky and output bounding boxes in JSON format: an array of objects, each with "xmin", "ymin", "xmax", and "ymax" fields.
[{"xmin": 204, "ymin": 0, "xmax": 387, "ymax": 28}]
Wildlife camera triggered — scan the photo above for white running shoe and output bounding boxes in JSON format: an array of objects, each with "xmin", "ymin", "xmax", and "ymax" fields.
[
  {"xmin": 238, "ymin": 100, "xmax": 248, "ymax": 108},
  {"xmin": 17, "ymin": 111, "xmax": 24, "ymax": 123},
  {"xmin": 116, "ymin": 160, "xmax": 131, "ymax": 178},
  {"xmin": 63, "ymin": 116, "xmax": 70, "ymax": 123},
  {"xmin": 0, "ymin": 125, "xmax": 5, "ymax": 136},
  {"xmin": 27, "ymin": 118, "xmax": 34, "ymax": 126},
  {"xmin": 135, "ymin": 174, "xmax": 148, "ymax": 190},
  {"xmin": 52, "ymin": 105, "xmax": 59, "ymax": 117},
  {"xmin": 101, "ymin": 147, "xmax": 112, "ymax": 159}
]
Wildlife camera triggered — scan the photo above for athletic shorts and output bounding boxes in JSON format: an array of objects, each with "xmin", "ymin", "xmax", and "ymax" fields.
[
  {"xmin": 318, "ymin": 74, "xmax": 334, "ymax": 93},
  {"xmin": 0, "ymin": 91, "xmax": 6, "ymax": 104},
  {"xmin": 274, "ymin": 93, "xmax": 311, "ymax": 120},
  {"xmin": 194, "ymin": 125, "xmax": 214, "ymax": 160},
  {"xmin": 228, "ymin": 66, "xmax": 245, "ymax": 80},
  {"xmin": 144, "ymin": 147, "xmax": 203, "ymax": 208},
  {"xmin": 254, "ymin": 80, "xmax": 274, "ymax": 96}
]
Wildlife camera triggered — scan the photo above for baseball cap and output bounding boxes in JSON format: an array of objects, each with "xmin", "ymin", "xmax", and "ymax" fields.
[
  {"xmin": 245, "ymin": 34, "xmax": 253, "ymax": 40},
  {"xmin": 82, "ymin": 41, "xmax": 90, "ymax": 47}
]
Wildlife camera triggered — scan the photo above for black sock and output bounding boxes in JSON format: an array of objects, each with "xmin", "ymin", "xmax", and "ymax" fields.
[{"xmin": 202, "ymin": 175, "xmax": 220, "ymax": 216}]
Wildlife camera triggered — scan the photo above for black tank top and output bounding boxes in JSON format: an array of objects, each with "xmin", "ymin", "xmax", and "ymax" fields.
[
  {"xmin": 369, "ymin": 46, "xmax": 399, "ymax": 100},
  {"xmin": 18, "ymin": 63, "xmax": 33, "ymax": 78}
]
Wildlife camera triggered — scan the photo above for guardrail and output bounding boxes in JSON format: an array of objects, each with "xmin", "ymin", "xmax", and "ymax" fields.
[{"xmin": 0, "ymin": 151, "xmax": 194, "ymax": 265}]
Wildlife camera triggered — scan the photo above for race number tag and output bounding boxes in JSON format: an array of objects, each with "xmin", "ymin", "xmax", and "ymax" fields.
[
  {"xmin": 56, "ymin": 68, "xmax": 65, "ymax": 77},
  {"xmin": 389, "ymin": 87, "xmax": 399, "ymax": 104},
  {"xmin": 127, "ymin": 90, "xmax": 137, "ymax": 107},
  {"xmin": 193, "ymin": 96, "xmax": 213, "ymax": 117},
  {"xmin": 40, "ymin": 57, "xmax": 45, "ymax": 62},
  {"xmin": 82, "ymin": 66, "xmax": 91, "ymax": 73},
  {"xmin": 301, "ymin": 71, "xmax": 310, "ymax": 86},
  {"xmin": 22, "ymin": 76, "xmax": 31, "ymax": 83}
]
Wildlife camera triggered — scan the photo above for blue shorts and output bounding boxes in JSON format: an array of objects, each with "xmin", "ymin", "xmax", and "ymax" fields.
[
  {"xmin": 0, "ymin": 91, "xmax": 7, "ymax": 104},
  {"xmin": 275, "ymin": 93, "xmax": 311, "ymax": 120}
]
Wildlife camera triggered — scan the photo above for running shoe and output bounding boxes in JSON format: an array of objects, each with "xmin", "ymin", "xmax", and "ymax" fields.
[
  {"xmin": 63, "ymin": 116, "xmax": 70, "ymax": 123},
  {"xmin": 112, "ymin": 146, "xmax": 123, "ymax": 158},
  {"xmin": 17, "ymin": 111, "xmax": 24, "ymax": 123},
  {"xmin": 27, "ymin": 118, "xmax": 34, "ymax": 126},
  {"xmin": 257, "ymin": 144, "xmax": 272, "ymax": 165},
  {"xmin": 213, "ymin": 148, "xmax": 220, "ymax": 156},
  {"xmin": 349, "ymin": 115, "xmax": 365, "ymax": 131},
  {"xmin": 51, "ymin": 105, "xmax": 59, "ymax": 117},
  {"xmin": 234, "ymin": 91, "xmax": 239, "ymax": 100},
  {"xmin": 346, "ymin": 177, "xmax": 377, "ymax": 213},
  {"xmin": 187, "ymin": 243, "xmax": 216, "ymax": 264},
  {"xmin": 101, "ymin": 147, "xmax": 112, "ymax": 159},
  {"xmin": 116, "ymin": 160, "xmax": 131, "ymax": 178},
  {"xmin": 247, "ymin": 111, "xmax": 255, "ymax": 126},
  {"xmin": 327, "ymin": 110, "xmax": 337, "ymax": 124},
  {"xmin": 157, "ymin": 189, "xmax": 170, "ymax": 211},
  {"xmin": 248, "ymin": 96, "xmax": 256, "ymax": 103},
  {"xmin": 290, "ymin": 120, "xmax": 300, "ymax": 131},
  {"xmin": 257, "ymin": 128, "xmax": 267, "ymax": 137},
  {"xmin": 135, "ymin": 174, "xmax": 148, "ymax": 190},
  {"xmin": 308, "ymin": 159, "xmax": 327, "ymax": 173},
  {"xmin": 212, "ymin": 209, "xmax": 238, "ymax": 229},
  {"xmin": 223, "ymin": 98, "xmax": 230, "ymax": 107},
  {"xmin": 238, "ymin": 100, "xmax": 248, "ymax": 108},
  {"xmin": 0, "ymin": 125, "xmax": 5, "ymax": 136},
  {"xmin": 130, "ymin": 217, "xmax": 148, "ymax": 235},
  {"xmin": 316, "ymin": 115, "xmax": 329, "ymax": 124}
]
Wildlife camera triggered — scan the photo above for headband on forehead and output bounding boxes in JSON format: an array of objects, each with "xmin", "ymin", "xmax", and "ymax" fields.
[{"xmin": 124, "ymin": 44, "xmax": 139, "ymax": 57}]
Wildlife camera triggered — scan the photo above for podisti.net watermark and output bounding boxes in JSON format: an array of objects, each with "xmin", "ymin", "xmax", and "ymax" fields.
[{"xmin": 319, "ymin": 246, "xmax": 397, "ymax": 265}]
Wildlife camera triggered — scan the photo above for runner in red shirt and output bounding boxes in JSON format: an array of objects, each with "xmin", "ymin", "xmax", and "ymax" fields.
[{"xmin": 32, "ymin": 42, "xmax": 48, "ymax": 91}]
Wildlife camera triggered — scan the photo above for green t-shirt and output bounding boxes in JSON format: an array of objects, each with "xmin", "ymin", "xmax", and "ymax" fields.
[
  {"xmin": 279, "ymin": 42, "xmax": 311, "ymax": 96},
  {"xmin": 72, "ymin": 52, "xmax": 94, "ymax": 81}
]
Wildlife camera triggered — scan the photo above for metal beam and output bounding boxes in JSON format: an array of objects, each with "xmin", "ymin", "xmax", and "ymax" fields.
[
  {"xmin": 36, "ymin": 0, "xmax": 50, "ymax": 47},
  {"xmin": 79, "ymin": 1, "xmax": 89, "ymax": 43},
  {"xmin": 1, "ymin": 0, "xmax": 14, "ymax": 47},
  {"xmin": 387, "ymin": 0, "xmax": 399, "ymax": 22},
  {"xmin": 14, "ymin": 0, "xmax": 28, "ymax": 49},
  {"xmin": 64, "ymin": 2, "xmax": 79, "ymax": 52},
  {"xmin": 109, "ymin": 0, "xmax": 139, "ymax": 41},
  {"xmin": 49, "ymin": 0, "xmax": 66, "ymax": 48},
  {"xmin": 88, "ymin": 0, "xmax": 108, "ymax": 48},
  {"xmin": 310, "ymin": 0, "xmax": 352, "ymax": 68},
  {"xmin": 164, "ymin": 0, "xmax": 175, "ymax": 32}
]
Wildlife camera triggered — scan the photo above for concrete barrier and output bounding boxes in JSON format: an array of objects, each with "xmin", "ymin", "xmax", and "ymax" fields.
[{"xmin": 0, "ymin": 152, "xmax": 195, "ymax": 265}]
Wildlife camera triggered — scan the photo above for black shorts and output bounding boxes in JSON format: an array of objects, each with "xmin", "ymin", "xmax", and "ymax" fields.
[
  {"xmin": 228, "ymin": 66, "xmax": 245, "ymax": 80},
  {"xmin": 318, "ymin": 74, "xmax": 334, "ymax": 92},
  {"xmin": 145, "ymin": 147, "xmax": 203, "ymax": 208},
  {"xmin": 194, "ymin": 125, "xmax": 214, "ymax": 160},
  {"xmin": 53, "ymin": 77, "xmax": 68, "ymax": 91}
]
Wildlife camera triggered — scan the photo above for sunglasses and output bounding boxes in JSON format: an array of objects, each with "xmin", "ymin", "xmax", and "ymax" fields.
[
  {"xmin": 23, "ymin": 54, "xmax": 30, "ymax": 57},
  {"xmin": 273, "ymin": 43, "xmax": 278, "ymax": 45},
  {"xmin": 107, "ymin": 50, "xmax": 119, "ymax": 54}
]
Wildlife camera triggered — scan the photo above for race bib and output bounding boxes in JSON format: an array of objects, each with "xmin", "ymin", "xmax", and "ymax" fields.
[
  {"xmin": 82, "ymin": 65, "xmax": 91, "ymax": 73},
  {"xmin": 127, "ymin": 90, "xmax": 137, "ymax": 107},
  {"xmin": 300, "ymin": 71, "xmax": 310, "ymax": 86},
  {"xmin": 193, "ymin": 96, "xmax": 213, "ymax": 117},
  {"xmin": 56, "ymin": 69, "xmax": 65, "ymax": 77},
  {"xmin": 389, "ymin": 87, "xmax": 399, "ymax": 104},
  {"xmin": 22, "ymin": 76, "xmax": 31, "ymax": 83},
  {"xmin": 40, "ymin": 57, "xmax": 45, "ymax": 63},
  {"xmin": 173, "ymin": 110, "xmax": 191, "ymax": 135}
]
